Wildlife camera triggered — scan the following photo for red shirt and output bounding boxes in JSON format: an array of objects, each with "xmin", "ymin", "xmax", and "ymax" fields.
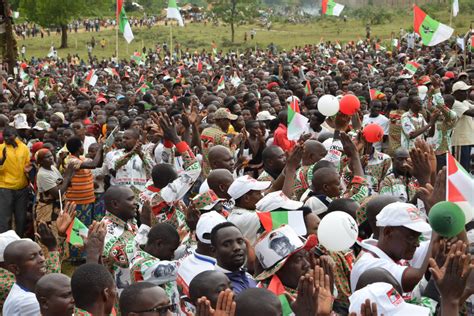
[{"xmin": 273, "ymin": 123, "xmax": 296, "ymax": 152}]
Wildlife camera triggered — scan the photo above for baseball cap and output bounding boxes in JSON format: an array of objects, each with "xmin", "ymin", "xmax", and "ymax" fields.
[
  {"xmin": 10, "ymin": 113, "xmax": 29, "ymax": 129},
  {"xmin": 33, "ymin": 121, "xmax": 51, "ymax": 131},
  {"xmin": 256, "ymin": 111, "xmax": 276, "ymax": 121},
  {"xmin": 452, "ymin": 81, "xmax": 472, "ymax": 93},
  {"xmin": 214, "ymin": 108, "xmax": 238, "ymax": 121},
  {"xmin": 254, "ymin": 225, "xmax": 317, "ymax": 280},
  {"xmin": 444, "ymin": 71, "xmax": 455, "ymax": 79},
  {"xmin": 192, "ymin": 190, "xmax": 225, "ymax": 211},
  {"xmin": 256, "ymin": 191, "xmax": 303, "ymax": 212},
  {"xmin": 376, "ymin": 202, "xmax": 431, "ymax": 233},
  {"xmin": 195, "ymin": 211, "xmax": 227, "ymax": 244},
  {"xmin": 52, "ymin": 112, "xmax": 65, "ymax": 123},
  {"xmin": 0, "ymin": 230, "xmax": 21, "ymax": 262},
  {"xmin": 227, "ymin": 175, "xmax": 271, "ymax": 200},
  {"xmin": 349, "ymin": 282, "xmax": 429, "ymax": 315}
]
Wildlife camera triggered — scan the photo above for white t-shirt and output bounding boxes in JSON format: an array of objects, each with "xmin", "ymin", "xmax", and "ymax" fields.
[
  {"xmin": 36, "ymin": 166, "xmax": 62, "ymax": 193},
  {"xmin": 3, "ymin": 283, "xmax": 40, "ymax": 316},
  {"xmin": 83, "ymin": 135, "xmax": 97, "ymax": 154},
  {"xmin": 228, "ymin": 207, "xmax": 261, "ymax": 245},
  {"xmin": 451, "ymin": 100, "xmax": 474, "ymax": 146},
  {"xmin": 362, "ymin": 114, "xmax": 389, "ymax": 152}
]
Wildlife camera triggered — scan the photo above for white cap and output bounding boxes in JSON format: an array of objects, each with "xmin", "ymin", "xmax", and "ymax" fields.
[
  {"xmin": 228, "ymin": 175, "xmax": 271, "ymax": 200},
  {"xmin": 286, "ymin": 96, "xmax": 300, "ymax": 104},
  {"xmin": 0, "ymin": 230, "xmax": 21, "ymax": 262},
  {"xmin": 256, "ymin": 111, "xmax": 276, "ymax": 121},
  {"xmin": 349, "ymin": 282, "xmax": 429, "ymax": 316},
  {"xmin": 196, "ymin": 211, "xmax": 227, "ymax": 244},
  {"xmin": 10, "ymin": 113, "xmax": 29, "ymax": 129},
  {"xmin": 256, "ymin": 191, "xmax": 303, "ymax": 212},
  {"xmin": 452, "ymin": 81, "xmax": 472, "ymax": 93},
  {"xmin": 376, "ymin": 202, "xmax": 431, "ymax": 233}
]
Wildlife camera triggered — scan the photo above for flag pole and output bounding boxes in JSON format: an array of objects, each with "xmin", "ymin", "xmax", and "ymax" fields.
[
  {"xmin": 170, "ymin": 22, "xmax": 173, "ymax": 64},
  {"xmin": 449, "ymin": 2, "xmax": 453, "ymax": 27},
  {"xmin": 116, "ymin": 1, "xmax": 119, "ymax": 60}
]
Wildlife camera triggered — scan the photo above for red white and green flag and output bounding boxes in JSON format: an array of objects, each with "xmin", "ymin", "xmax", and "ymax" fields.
[
  {"xmin": 304, "ymin": 80, "xmax": 312, "ymax": 95},
  {"xmin": 367, "ymin": 64, "xmax": 378, "ymax": 75},
  {"xmin": 413, "ymin": 5, "xmax": 453, "ymax": 46},
  {"xmin": 257, "ymin": 211, "xmax": 307, "ymax": 236},
  {"xmin": 117, "ymin": 0, "xmax": 134, "ymax": 43},
  {"xmin": 322, "ymin": 0, "xmax": 344, "ymax": 16},
  {"xmin": 216, "ymin": 75, "xmax": 225, "ymax": 92},
  {"xmin": 447, "ymin": 152, "xmax": 474, "ymax": 221},
  {"xmin": 287, "ymin": 97, "xmax": 308, "ymax": 141},
  {"xmin": 268, "ymin": 275, "xmax": 293, "ymax": 316},
  {"xmin": 211, "ymin": 42, "xmax": 218, "ymax": 56},
  {"xmin": 136, "ymin": 82, "xmax": 151, "ymax": 94},
  {"xmin": 404, "ymin": 61, "xmax": 420, "ymax": 75},
  {"xmin": 369, "ymin": 89, "xmax": 383, "ymax": 100},
  {"xmin": 85, "ymin": 69, "xmax": 98, "ymax": 86},
  {"xmin": 66, "ymin": 218, "xmax": 89, "ymax": 247},
  {"xmin": 167, "ymin": 0, "xmax": 184, "ymax": 27},
  {"xmin": 105, "ymin": 67, "xmax": 120, "ymax": 78},
  {"xmin": 138, "ymin": 74, "xmax": 145, "ymax": 84}
]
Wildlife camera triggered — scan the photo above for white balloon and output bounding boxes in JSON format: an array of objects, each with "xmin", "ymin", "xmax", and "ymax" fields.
[
  {"xmin": 317, "ymin": 94, "xmax": 340, "ymax": 117},
  {"xmin": 317, "ymin": 211, "xmax": 358, "ymax": 251}
]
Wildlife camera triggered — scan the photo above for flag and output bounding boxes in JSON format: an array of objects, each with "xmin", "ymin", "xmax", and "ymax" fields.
[
  {"xmin": 404, "ymin": 61, "xmax": 420, "ymax": 75},
  {"xmin": 66, "ymin": 218, "xmax": 89, "ymax": 247},
  {"xmin": 105, "ymin": 67, "xmax": 119, "ymax": 77},
  {"xmin": 287, "ymin": 97, "xmax": 308, "ymax": 141},
  {"xmin": 211, "ymin": 41, "xmax": 218, "ymax": 56},
  {"xmin": 268, "ymin": 275, "xmax": 293, "ymax": 316},
  {"xmin": 71, "ymin": 74, "xmax": 78, "ymax": 88},
  {"xmin": 304, "ymin": 80, "xmax": 312, "ymax": 95},
  {"xmin": 131, "ymin": 52, "xmax": 145, "ymax": 65},
  {"xmin": 447, "ymin": 153, "xmax": 474, "ymax": 221},
  {"xmin": 453, "ymin": 0, "xmax": 459, "ymax": 17},
  {"xmin": 167, "ymin": 0, "xmax": 184, "ymax": 27},
  {"xmin": 470, "ymin": 35, "xmax": 474, "ymax": 53},
  {"xmin": 216, "ymin": 76, "xmax": 225, "ymax": 92},
  {"xmin": 369, "ymin": 89, "xmax": 383, "ymax": 100},
  {"xmin": 322, "ymin": 0, "xmax": 344, "ymax": 16},
  {"xmin": 257, "ymin": 211, "xmax": 307, "ymax": 236},
  {"xmin": 136, "ymin": 82, "xmax": 151, "ymax": 94},
  {"xmin": 138, "ymin": 74, "xmax": 145, "ymax": 84},
  {"xmin": 368, "ymin": 64, "xmax": 379, "ymax": 75},
  {"xmin": 197, "ymin": 59, "xmax": 203, "ymax": 72},
  {"xmin": 413, "ymin": 5, "xmax": 453, "ymax": 46},
  {"xmin": 230, "ymin": 74, "xmax": 242, "ymax": 88},
  {"xmin": 85, "ymin": 69, "xmax": 98, "ymax": 86},
  {"xmin": 117, "ymin": 0, "xmax": 134, "ymax": 43}
]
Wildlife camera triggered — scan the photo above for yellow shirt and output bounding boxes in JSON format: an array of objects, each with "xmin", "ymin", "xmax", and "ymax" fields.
[{"xmin": 0, "ymin": 139, "xmax": 30, "ymax": 190}]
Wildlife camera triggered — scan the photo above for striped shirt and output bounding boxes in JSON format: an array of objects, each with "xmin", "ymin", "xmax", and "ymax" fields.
[{"xmin": 66, "ymin": 156, "xmax": 95, "ymax": 205}]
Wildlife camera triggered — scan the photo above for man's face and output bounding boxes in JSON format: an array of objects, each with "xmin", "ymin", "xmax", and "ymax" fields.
[
  {"xmin": 122, "ymin": 130, "xmax": 137, "ymax": 151},
  {"xmin": 115, "ymin": 188, "xmax": 137, "ymax": 220},
  {"xmin": 214, "ymin": 226, "xmax": 247, "ymax": 271},
  {"xmin": 203, "ymin": 273, "xmax": 232, "ymax": 308},
  {"xmin": 323, "ymin": 171, "xmax": 342, "ymax": 198},
  {"xmin": 213, "ymin": 149, "xmax": 235, "ymax": 172},
  {"xmin": 386, "ymin": 226, "xmax": 421, "ymax": 261},
  {"xmin": 277, "ymin": 250, "xmax": 310, "ymax": 289},
  {"xmin": 44, "ymin": 278, "xmax": 75, "ymax": 316},
  {"xmin": 393, "ymin": 152, "xmax": 409, "ymax": 174},
  {"xmin": 370, "ymin": 102, "xmax": 383, "ymax": 117},
  {"xmin": 3, "ymin": 130, "xmax": 16, "ymax": 145},
  {"xmin": 16, "ymin": 242, "xmax": 47, "ymax": 284},
  {"xmin": 71, "ymin": 123, "xmax": 85, "ymax": 138},
  {"xmin": 270, "ymin": 147, "xmax": 287, "ymax": 174},
  {"xmin": 131, "ymin": 286, "xmax": 174, "ymax": 316},
  {"xmin": 410, "ymin": 96, "xmax": 422, "ymax": 113}
]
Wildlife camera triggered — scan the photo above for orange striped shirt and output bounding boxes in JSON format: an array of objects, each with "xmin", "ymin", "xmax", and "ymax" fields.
[{"xmin": 66, "ymin": 156, "xmax": 95, "ymax": 205}]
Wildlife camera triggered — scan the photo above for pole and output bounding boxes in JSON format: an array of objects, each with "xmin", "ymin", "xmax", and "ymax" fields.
[
  {"xmin": 170, "ymin": 23, "xmax": 173, "ymax": 64},
  {"xmin": 116, "ymin": 1, "xmax": 119, "ymax": 60},
  {"xmin": 449, "ymin": 1, "xmax": 453, "ymax": 27}
]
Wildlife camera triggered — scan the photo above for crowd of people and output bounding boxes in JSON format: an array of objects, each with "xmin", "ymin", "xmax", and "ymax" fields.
[{"xmin": 0, "ymin": 31, "xmax": 473, "ymax": 316}]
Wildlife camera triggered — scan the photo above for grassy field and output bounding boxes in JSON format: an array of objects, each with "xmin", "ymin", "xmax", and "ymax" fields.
[{"xmin": 17, "ymin": 11, "xmax": 473, "ymax": 61}]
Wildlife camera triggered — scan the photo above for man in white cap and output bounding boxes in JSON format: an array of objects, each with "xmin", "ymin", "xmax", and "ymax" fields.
[
  {"xmin": 451, "ymin": 80, "xmax": 473, "ymax": 170},
  {"xmin": 177, "ymin": 211, "xmax": 227, "ymax": 296},
  {"xmin": 350, "ymin": 202, "xmax": 433, "ymax": 297},
  {"xmin": 227, "ymin": 175, "xmax": 271, "ymax": 245}
]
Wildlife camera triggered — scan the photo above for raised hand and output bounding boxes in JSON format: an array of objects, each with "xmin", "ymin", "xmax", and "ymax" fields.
[
  {"xmin": 85, "ymin": 220, "xmax": 107, "ymax": 263},
  {"xmin": 140, "ymin": 200, "xmax": 152, "ymax": 227},
  {"xmin": 159, "ymin": 113, "xmax": 181, "ymax": 144},
  {"xmin": 56, "ymin": 201, "xmax": 77, "ymax": 237},
  {"xmin": 293, "ymin": 269, "xmax": 317, "ymax": 316},
  {"xmin": 340, "ymin": 132, "xmax": 359, "ymax": 159},
  {"xmin": 286, "ymin": 144, "xmax": 303, "ymax": 171},
  {"xmin": 214, "ymin": 289, "xmax": 236, "ymax": 316},
  {"xmin": 36, "ymin": 221, "xmax": 57, "ymax": 251},
  {"xmin": 408, "ymin": 147, "xmax": 431, "ymax": 185},
  {"xmin": 314, "ymin": 266, "xmax": 333, "ymax": 316},
  {"xmin": 349, "ymin": 299, "xmax": 380, "ymax": 316}
]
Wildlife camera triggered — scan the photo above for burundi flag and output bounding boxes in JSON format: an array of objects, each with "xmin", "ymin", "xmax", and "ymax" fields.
[
  {"xmin": 117, "ymin": 0, "xmax": 134, "ymax": 43},
  {"xmin": 322, "ymin": 0, "xmax": 344, "ymax": 16},
  {"xmin": 257, "ymin": 211, "xmax": 307, "ymax": 236},
  {"xmin": 369, "ymin": 89, "xmax": 383, "ymax": 100},
  {"xmin": 368, "ymin": 64, "xmax": 379, "ymax": 75},
  {"xmin": 304, "ymin": 80, "xmax": 312, "ymax": 95},
  {"xmin": 453, "ymin": 0, "xmax": 459, "ymax": 17},
  {"xmin": 268, "ymin": 275, "xmax": 293, "ymax": 316},
  {"xmin": 167, "ymin": 0, "xmax": 184, "ymax": 27},
  {"xmin": 85, "ymin": 69, "xmax": 98, "ymax": 86},
  {"xmin": 216, "ymin": 75, "xmax": 225, "ymax": 92},
  {"xmin": 287, "ymin": 97, "xmax": 308, "ymax": 141},
  {"xmin": 447, "ymin": 152, "xmax": 474, "ymax": 222},
  {"xmin": 66, "ymin": 218, "xmax": 89, "ymax": 247},
  {"xmin": 413, "ymin": 5, "xmax": 453, "ymax": 46},
  {"xmin": 135, "ymin": 82, "xmax": 151, "ymax": 94},
  {"xmin": 404, "ymin": 61, "xmax": 420, "ymax": 75}
]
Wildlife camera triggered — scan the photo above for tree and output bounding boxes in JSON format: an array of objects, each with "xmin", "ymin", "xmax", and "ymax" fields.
[
  {"xmin": 210, "ymin": 0, "xmax": 258, "ymax": 43},
  {"xmin": 1, "ymin": 0, "xmax": 18, "ymax": 74},
  {"xmin": 19, "ymin": 0, "xmax": 112, "ymax": 48}
]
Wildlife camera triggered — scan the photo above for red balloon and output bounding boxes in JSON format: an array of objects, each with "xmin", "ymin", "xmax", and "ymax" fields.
[
  {"xmin": 339, "ymin": 95, "xmax": 360, "ymax": 115},
  {"xmin": 363, "ymin": 123, "xmax": 384, "ymax": 143}
]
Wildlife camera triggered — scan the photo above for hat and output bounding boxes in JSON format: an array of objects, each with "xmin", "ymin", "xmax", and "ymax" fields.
[
  {"xmin": 0, "ymin": 230, "xmax": 21, "ymax": 262},
  {"xmin": 228, "ymin": 176, "xmax": 271, "ymax": 200},
  {"xmin": 192, "ymin": 190, "xmax": 225, "ymax": 211},
  {"xmin": 444, "ymin": 71, "xmax": 455, "ymax": 79},
  {"xmin": 256, "ymin": 191, "xmax": 303, "ymax": 212},
  {"xmin": 256, "ymin": 111, "xmax": 276, "ymax": 121},
  {"xmin": 33, "ymin": 121, "xmax": 51, "ymax": 131},
  {"xmin": 376, "ymin": 202, "xmax": 431, "ymax": 233},
  {"xmin": 96, "ymin": 96, "xmax": 108, "ymax": 104},
  {"xmin": 458, "ymin": 72, "xmax": 469, "ymax": 79},
  {"xmin": 452, "ymin": 81, "xmax": 472, "ymax": 93},
  {"xmin": 417, "ymin": 75, "xmax": 431, "ymax": 86},
  {"xmin": 196, "ymin": 211, "xmax": 227, "ymax": 244},
  {"xmin": 52, "ymin": 112, "xmax": 65, "ymax": 123},
  {"xmin": 349, "ymin": 283, "xmax": 429, "ymax": 316},
  {"xmin": 254, "ymin": 225, "xmax": 316, "ymax": 280},
  {"xmin": 11, "ymin": 113, "xmax": 29, "ymax": 129},
  {"xmin": 267, "ymin": 82, "xmax": 279, "ymax": 90},
  {"xmin": 214, "ymin": 108, "xmax": 238, "ymax": 120},
  {"xmin": 301, "ymin": 192, "xmax": 332, "ymax": 215}
]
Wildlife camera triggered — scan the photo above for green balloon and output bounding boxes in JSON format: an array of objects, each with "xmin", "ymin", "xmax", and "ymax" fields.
[{"xmin": 428, "ymin": 201, "xmax": 465, "ymax": 238}]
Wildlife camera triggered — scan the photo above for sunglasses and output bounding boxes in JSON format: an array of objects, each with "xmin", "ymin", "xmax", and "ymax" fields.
[{"xmin": 133, "ymin": 303, "xmax": 178, "ymax": 315}]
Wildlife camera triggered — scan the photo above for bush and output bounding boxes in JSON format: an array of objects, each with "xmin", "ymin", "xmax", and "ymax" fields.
[{"xmin": 351, "ymin": 6, "xmax": 394, "ymax": 25}]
